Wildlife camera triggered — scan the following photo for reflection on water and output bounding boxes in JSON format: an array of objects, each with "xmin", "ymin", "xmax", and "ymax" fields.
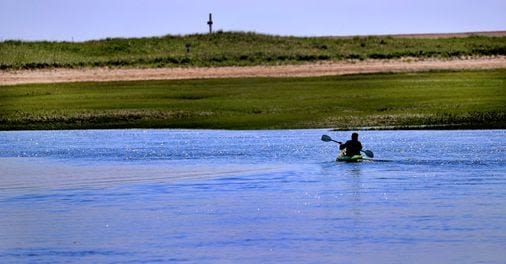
[{"xmin": 0, "ymin": 129, "xmax": 505, "ymax": 263}]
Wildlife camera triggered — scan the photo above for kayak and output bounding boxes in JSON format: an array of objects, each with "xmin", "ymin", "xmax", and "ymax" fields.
[{"xmin": 336, "ymin": 154, "xmax": 363, "ymax": 162}]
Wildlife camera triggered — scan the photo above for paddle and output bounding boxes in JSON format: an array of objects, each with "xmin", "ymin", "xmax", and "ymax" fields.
[
  {"xmin": 321, "ymin": 134, "xmax": 342, "ymax": 144},
  {"xmin": 361, "ymin": 149, "xmax": 374, "ymax": 158},
  {"xmin": 321, "ymin": 134, "xmax": 374, "ymax": 158}
]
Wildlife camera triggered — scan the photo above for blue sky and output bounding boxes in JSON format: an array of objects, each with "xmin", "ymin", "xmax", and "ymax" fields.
[{"xmin": 1, "ymin": 0, "xmax": 505, "ymax": 41}]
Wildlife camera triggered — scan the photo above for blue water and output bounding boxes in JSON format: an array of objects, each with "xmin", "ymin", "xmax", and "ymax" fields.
[{"xmin": 0, "ymin": 129, "xmax": 505, "ymax": 263}]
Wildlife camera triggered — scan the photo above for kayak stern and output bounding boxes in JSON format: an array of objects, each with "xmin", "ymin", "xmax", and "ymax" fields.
[{"xmin": 336, "ymin": 154, "xmax": 363, "ymax": 162}]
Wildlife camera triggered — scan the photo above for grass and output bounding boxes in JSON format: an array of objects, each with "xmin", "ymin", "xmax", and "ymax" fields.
[
  {"xmin": 0, "ymin": 69, "xmax": 504, "ymax": 130},
  {"xmin": 1, "ymin": 31, "xmax": 506, "ymax": 70}
]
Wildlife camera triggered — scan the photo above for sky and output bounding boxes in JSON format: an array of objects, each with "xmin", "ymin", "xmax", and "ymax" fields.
[{"xmin": 1, "ymin": 0, "xmax": 505, "ymax": 41}]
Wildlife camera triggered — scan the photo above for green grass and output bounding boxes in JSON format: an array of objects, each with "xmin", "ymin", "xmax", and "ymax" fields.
[
  {"xmin": 0, "ymin": 69, "xmax": 505, "ymax": 130},
  {"xmin": 1, "ymin": 32, "xmax": 506, "ymax": 70}
]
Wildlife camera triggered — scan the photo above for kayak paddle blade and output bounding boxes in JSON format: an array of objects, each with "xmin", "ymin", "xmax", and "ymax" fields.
[
  {"xmin": 362, "ymin": 150, "xmax": 374, "ymax": 158},
  {"xmin": 321, "ymin": 135, "xmax": 332, "ymax": 142}
]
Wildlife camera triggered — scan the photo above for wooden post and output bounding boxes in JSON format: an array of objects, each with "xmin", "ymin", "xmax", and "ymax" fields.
[{"xmin": 207, "ymin": 13, "xmax": 213, "ymax": 34}]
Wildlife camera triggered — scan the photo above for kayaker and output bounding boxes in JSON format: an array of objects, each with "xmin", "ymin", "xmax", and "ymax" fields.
[{"xmin": 339, "ymin": 132, "xmax": 363, "ymax": 156}]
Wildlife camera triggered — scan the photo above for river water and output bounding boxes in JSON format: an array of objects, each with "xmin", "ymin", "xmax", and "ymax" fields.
[{"xmin": 0, "ymin": 129, "xmax": 505, "ymax": 263}]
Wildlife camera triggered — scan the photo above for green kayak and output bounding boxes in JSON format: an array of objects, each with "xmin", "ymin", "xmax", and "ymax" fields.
[{"xmin": 336, "ymin": 154, "xmax": 363, "ymax": 162}]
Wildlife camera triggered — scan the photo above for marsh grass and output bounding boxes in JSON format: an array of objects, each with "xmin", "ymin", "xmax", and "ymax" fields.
[
  {"xmin": 1, "ymin": 32, "xmax": 506, "ymax": 70},
  {"xmin": 0, "ymin": 70, "xmax": 504, "ymax": 130}
]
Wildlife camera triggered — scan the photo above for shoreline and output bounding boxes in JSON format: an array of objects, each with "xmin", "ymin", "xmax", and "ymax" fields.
[
  {"xmin": 2, "ymin": 127, "xmax": 505, "ymax": 132},
  {"xmin": 2, "ymin": 56, "xmax": 506, "ymax": 86},
  {"xmin": 333, "ymin": 124, "xmax": 506, "ymax": 131}
]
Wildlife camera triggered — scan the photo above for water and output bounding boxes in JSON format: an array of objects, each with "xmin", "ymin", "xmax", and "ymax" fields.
[{"xmin": 0, "ymin": 129, "xmax": 505, "ymax": 263}]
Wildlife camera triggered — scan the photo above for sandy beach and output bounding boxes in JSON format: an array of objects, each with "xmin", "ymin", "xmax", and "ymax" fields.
[{"xmin": 1, "ymin": 56, "xmax": 505, "ymax": 86}]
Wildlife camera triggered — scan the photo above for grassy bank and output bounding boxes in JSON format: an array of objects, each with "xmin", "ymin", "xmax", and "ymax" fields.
[
  {"xmin": 1, "ymin": 32, "xmax": 506, "ymax": 70},
  {"xmin": 1, "ymin": 69, "xmax": 504, "ymax": 130}
]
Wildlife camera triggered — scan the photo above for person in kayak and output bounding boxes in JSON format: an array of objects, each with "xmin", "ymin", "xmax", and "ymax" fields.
[{"xmin": 340, "ymin": 132, "xmax": 363, "ymax": 156}]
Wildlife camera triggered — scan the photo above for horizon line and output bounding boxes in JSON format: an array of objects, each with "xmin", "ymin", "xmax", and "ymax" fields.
[{"xmin": 1, "ymin": 30, "xmax": 505, "ymax": 43}]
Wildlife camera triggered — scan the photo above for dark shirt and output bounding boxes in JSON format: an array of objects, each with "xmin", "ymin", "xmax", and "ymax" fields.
[{"xmin": 339, "ymin": 140, "xmax": 363, "ymax": 156}]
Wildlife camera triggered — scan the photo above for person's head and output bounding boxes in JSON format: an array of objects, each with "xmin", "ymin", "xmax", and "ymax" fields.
[{"xmin": 351, "ymin": 132, "xmax": 359, "ymax": 141}]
